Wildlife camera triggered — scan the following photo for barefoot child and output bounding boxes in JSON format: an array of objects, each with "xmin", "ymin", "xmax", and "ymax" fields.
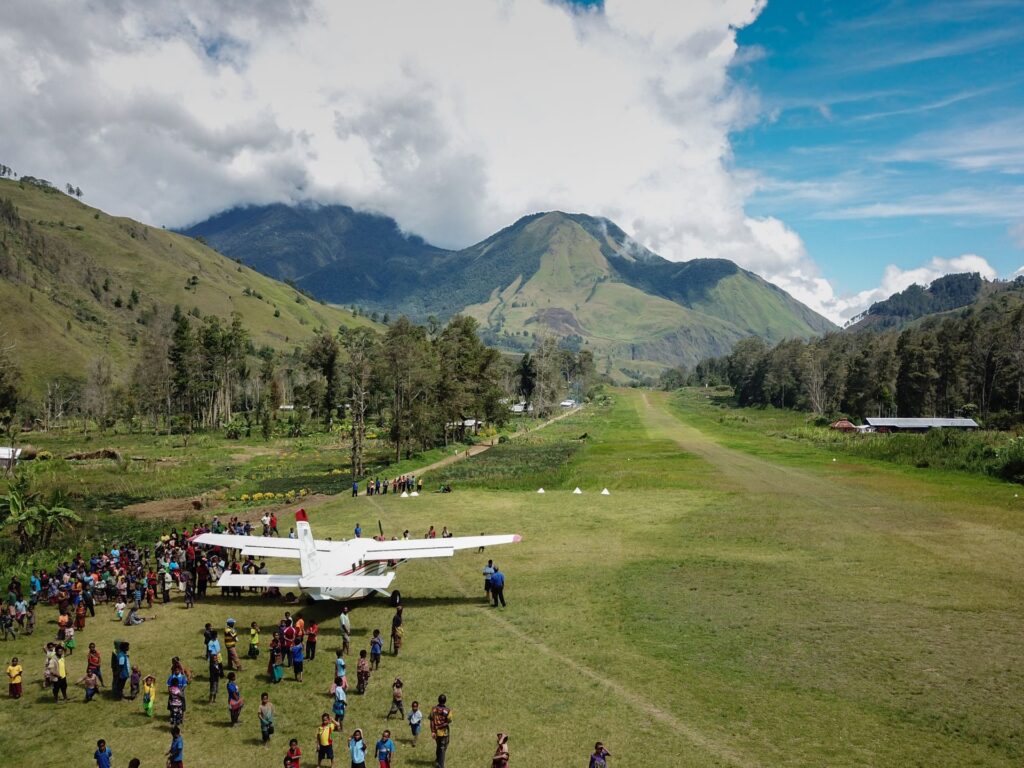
[
  {"xmin": 369, "ymin": 630, "xmax": 383, "ymax": 670},
  {"xmin": 407, "ymin": 701, "xmax": 422, "ymax": 747},
  {"xmin": 356, "ymin": 650, "xmax": 370, "ymax": 694}
]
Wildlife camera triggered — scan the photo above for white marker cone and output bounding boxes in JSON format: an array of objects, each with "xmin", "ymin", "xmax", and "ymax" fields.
[
  {"xmin": 400, "ymin": 491, "xmax": 409, "ymax": 498},
  {"xmin": 537, "ymin": 488, "xmax": 545, "ymax": 494},
  {"xmin": 601, "ymin": 488, "xmax": 610, "ymax": 495},
  {"xmin": 573, "ymin": 487, "xmax": 582, "ymax": 494},
  {"xmin": 832, "ymin": 458, "xmax": 837, "ymax": 462},
  {"xmin": 410, "ymin": 491, "xmax": 419, "ymax": 497}
]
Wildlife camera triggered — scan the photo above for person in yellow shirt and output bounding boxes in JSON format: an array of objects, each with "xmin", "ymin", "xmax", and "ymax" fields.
[
  {"xmin": 316, "ymin": 713, "xmax": 336, "ymax": 768},
  {"xmin": 6, "ymin": 656, "xmax": 23, "ymax": 699},
  {"xmin": 52, "ymin": 646, "xmax": 68, "ymax": 701},
  {"xmin": 142, "ymin": 674, "xmax": 157, "ymax": 717},
  {"xmin": 248, "ymin": 622, "xmax": 261, "ymax": 659},
  {"xmin": 224, "ymin": 619, "xmax": 242, "ymax": 671}
]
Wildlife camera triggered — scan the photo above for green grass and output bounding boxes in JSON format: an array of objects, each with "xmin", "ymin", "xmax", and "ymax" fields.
[{"xmin": 2, "ymin": 390, "xmax": 1023, "ymax": 766}]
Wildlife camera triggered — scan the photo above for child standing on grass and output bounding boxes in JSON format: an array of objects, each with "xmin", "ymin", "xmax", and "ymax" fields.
[
  {"xmin": 349, "ymin": 728, "xmax": 367, "ymax": 768},
  {"xmin": 356, "ymin": 650, "xmax": 370, "ymax": 694},
  {"xmin": 142, "ymin": 674, "xmax": 156, "ymax": 717},
  {"xmin": 317, "ymin": 713, "xmax": 337, "ymax": 768},
  {"xmin": 209, "ymin": 654, "xmax": 224, "ymax": 703},
  {"xmin": 166, "ymin": 726, "xmax": 184, "ymax": 768},
  {"xmin": 386, "ymin": 678, "xmax": 404, "ymax": 720},
  {"xmin": 491, "ymin": 732, "xmax": 509, "ymax": 768},
  {"xmin": 76, "ymin": 667, "xmax": 103, "ymax": 702},
  {"xmin": 94, "ymin": 739, "xmax": 112, "ymax": 768},
  {"xmin": 129, "ymin": 665, "xmax": 141, "ymax": 699},
  {"xmin": 7, "ymin": 657, "xmax": 22, "ymax": 699},
  {"xmin": 168, "ymin": 685, "xmax": 185, "ymax": 726},
  {"xmin": 258, "ymin": 691, "xmax": 275, "ymax": 748},
  {"xmin": 589, "ymin": 742, "xmax": 611, "ymax": 768},
  {"xmin": 184, "ymin": 578, "xmax": 195, "ymax": 609},
  {"xmin": 284, "ymin": 739, "xmax": 302, "ymax": 768},
  {"xmin": 291, "ymin": 639, "xmax": 304, "ymax": 682},
  {"xmin": 227, "ymin": 671, "xmax": 243, "ymax": 726},
  {"xmin": 370, "ymin": 630, "xmax": 383, "ymax": 670},
  {"xmin": 332, "ymin": 676, "xmax": 347, "ymax": 728},
  {"xmin": 375, "ymin": 729, "xmax": 395, "ymax": 768},
  {"xmin": 114, "ymin": 600, "xmax": 126, "ymax": 622},
  {"xmin": 407, "ymin": 701, "xmax": 422, "ymax": 747},
  {"xmin": 248, "ymin": 621, "xmax": 260, "ymax": 659},
  {"xmin": 334, "ymin": 650, "xmax": 347, "ymax": 690},
  {"xmin": 306, "ymin": 621, "xmax": 318, "ymax": 661}
]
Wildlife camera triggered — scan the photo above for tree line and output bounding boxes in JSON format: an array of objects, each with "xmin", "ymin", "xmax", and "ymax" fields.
[
  {"xmin": 670, "ymin": 279, "xmax": 1024, "ymax": 427},
  {"xmin": 1, "ymin": 310, "xmax": 595, "ymax": 471}
]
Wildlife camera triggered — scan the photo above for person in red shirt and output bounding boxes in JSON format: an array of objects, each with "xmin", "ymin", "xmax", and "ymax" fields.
[{"xmin": 284, "ymin": 739, "xmax": 302, "ymax": 768}]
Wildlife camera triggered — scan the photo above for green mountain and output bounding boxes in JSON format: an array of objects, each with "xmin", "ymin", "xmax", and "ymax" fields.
[
  {"xmin": 0, "ymin": 179, "xmax": 375, "ymax": 392},
  {"xmin": 184, "ymin": 205, "xmax": 835, "ymax": 379}
]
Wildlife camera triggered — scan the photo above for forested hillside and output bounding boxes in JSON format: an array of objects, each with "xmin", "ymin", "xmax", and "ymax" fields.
[
  {"xmin": 0, "ymin": 178, "xmax": 376, "ymax": 394},
  {"xmin": 683, "ymin": 274, "xmax": 1024, "ymax": 425},
  {"xmin": 847, "ymin": 272, "xmax": 987, "ymax": 331}
]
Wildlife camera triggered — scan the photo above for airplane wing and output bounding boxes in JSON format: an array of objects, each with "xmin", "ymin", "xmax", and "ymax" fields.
[
  {"xmin": 298, "ymin": 573, "xmax": 396, "ymax": 591},
  {"xmin": 359, "ymin": 533, "xmax": 522, "ymax": 561},
  {"xmin": 214, "ymin": 571, "xmax": 395, "ymax": 592},
  {"xmin": 192, "ymin": 533, "xmax": 340, "ymax": 560},
  {"xmin": 215, "ymin": 573, "xmax": 302, "ymax": 589}
]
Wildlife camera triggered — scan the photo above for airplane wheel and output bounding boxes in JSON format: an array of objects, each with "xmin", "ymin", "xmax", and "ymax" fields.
[{"xmin": 390, "ymin": 590, "xmax": 402, "ymax": 607}]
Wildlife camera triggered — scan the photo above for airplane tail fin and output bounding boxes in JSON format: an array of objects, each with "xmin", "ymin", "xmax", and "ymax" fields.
[{"xmin": 295, "ymin": 509, "xmax": 320, "ymax": 579}]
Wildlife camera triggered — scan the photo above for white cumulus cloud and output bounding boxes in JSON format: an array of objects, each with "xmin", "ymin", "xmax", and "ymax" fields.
[{"xmin": 0, "ymin": 0, "xmax": 890, "ymax": 325}]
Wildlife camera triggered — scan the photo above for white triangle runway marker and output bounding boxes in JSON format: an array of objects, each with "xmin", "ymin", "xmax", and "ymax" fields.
[
  {"xmin": 537, "ymin": 488, "xmax": 545, "ymax": 494},
  {"xmin": 573, "ymin": 487, "xmax": 582, "ymax": 494},
  {"xmin": 601, "ymin": 488, "xmax": 610, "ymax": 495},
  {"xmin": 400, "ymin": 491, "xmax": 409, "ymax": 498},
  {"xmin": 410, "ymin": 491, "xmax": 419, "ymax": 497}
]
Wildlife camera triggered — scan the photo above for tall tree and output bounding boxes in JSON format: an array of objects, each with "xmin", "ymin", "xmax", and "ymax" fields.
[
  {"xmin": 340, "ymin": 327, "xmax": 378, "ymax": 477},
  {"xmin": 305, "ymin": 331, "xmax": 340, "ymax": 426},
  {"xmin": 378, "ymin": 317, "xmax": 436, "ymax": 461}
]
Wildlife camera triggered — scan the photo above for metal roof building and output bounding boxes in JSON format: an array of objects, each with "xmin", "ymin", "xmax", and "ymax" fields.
[{"xmin": 865, "ymin": 417, "xmax": 978, "ymax": 432}]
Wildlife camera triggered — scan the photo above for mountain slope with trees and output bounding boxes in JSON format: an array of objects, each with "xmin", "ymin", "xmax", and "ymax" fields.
[
  {"xmin": 0, "ymin": 177, "xmax": 376, "ymax": 400},
  {"xmin": 184, "ymin": 205, "xmax": 835, "ymax": 379}
]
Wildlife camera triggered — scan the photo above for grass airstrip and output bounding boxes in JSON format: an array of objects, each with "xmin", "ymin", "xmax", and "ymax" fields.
[{"xmin": 1, "ymin": 389, "xmax": 1023, "ymax": 767}]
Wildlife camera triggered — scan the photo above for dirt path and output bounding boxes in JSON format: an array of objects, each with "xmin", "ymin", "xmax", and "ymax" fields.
[
  {"xmin": 638, "ymin": 390, "xmax": 852, "ymax": 504},
  {"xmin": 446, "ymin": 567, "xmax": 756, "ymax": 768}
]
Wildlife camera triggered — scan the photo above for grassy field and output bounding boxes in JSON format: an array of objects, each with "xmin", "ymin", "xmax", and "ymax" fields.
[{"xmin": 1, "ymin": 389, "xmax": 1023, "ymax": 766}]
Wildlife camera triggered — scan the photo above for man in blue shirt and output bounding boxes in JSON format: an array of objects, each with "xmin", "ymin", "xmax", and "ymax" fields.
[
  {"xmin": 354, "ymin": 522, "xmax": 362, "ymax": 538},
  {"xmin": 167, "ymin": 727, "xmax": 184, "ymax": 768},
  {"xmin": 489, "ymin": 567, "xmax": 506, "ymax": 607}
]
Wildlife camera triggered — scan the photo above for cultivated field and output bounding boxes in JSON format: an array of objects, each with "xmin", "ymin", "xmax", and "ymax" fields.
[{"xmin": 1, "ymin": 390, "xmax": 1022, "ymax": 766}]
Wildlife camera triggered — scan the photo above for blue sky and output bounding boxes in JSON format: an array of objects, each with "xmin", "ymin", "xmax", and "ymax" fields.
[{"xmin": 732, "ymin": 0, "xmax": 1024, "ymax": 295}]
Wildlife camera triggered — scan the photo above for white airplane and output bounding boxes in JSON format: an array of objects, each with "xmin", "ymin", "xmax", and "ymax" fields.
[{"xmin": 192, "ymin": 509, "xmax": 522, "ymax": 602}]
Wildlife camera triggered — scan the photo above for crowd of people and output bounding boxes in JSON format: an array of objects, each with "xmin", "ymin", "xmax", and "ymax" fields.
[
  {"xmin": 352, "ymin": 475, "xmax": 423, "ymax": 498},
  {"xmin": 4, "ymin": 515, "xmax": 605, "ymax": 767}
]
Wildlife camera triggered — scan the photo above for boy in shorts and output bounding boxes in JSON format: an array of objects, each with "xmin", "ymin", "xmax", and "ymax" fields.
[
  {"xmin": 407, "ymin": 701, "xmax": 422, "ymax": 747},
  {"xmin": 317, "ymin": 712, "xmax": 336, "ymax": 767}
]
